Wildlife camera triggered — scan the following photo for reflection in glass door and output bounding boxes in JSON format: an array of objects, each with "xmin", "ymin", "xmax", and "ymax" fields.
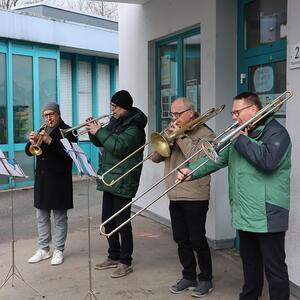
[{"xmin": 158, "ymin": 41, "xmax": 178, "ymax": 130}]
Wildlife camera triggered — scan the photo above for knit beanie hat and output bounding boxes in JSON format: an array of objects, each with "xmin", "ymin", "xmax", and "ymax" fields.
[
  {"xmin": 111, "ymin": 90, "xmax": 133, "ymax": 111},
  {"xmin": 42, "ymin": 102, "xmax": 60, "ymax": 115}
]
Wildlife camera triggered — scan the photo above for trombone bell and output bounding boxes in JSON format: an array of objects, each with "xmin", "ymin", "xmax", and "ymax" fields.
[{"xmin": 150, "ymin": 132, "xmax": 171, "ymax": 158}]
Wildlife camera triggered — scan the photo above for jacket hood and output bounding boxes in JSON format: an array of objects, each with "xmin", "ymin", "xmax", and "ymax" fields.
[{"xmin": 119, "ymin": 107, "xmax": 147, "ymax": 129}]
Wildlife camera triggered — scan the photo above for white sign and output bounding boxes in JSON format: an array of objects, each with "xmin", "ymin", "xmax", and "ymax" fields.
[
  {"xmin": 290, "ymin": 43, "xmax": 300, "ymax": 69},
  {"xmin": 253, "ymin": 66, "xmax": 274, "ymax": 93}
]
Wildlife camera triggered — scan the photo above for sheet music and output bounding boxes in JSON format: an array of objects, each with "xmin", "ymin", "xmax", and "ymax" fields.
[
  {"xmin": 60, "ymin": 138, "xmax": 85, "ymax": 174},
  {"xmin": 0, "ymin": 149, "xmax": 28, "ymax": 178},
  {"xmin": 60, "ymin": 139, "xmax": 97, "ymax": 177},
  {"xmin": 72, "ymin": 143, "xmax": 97, "ymax": 177}
]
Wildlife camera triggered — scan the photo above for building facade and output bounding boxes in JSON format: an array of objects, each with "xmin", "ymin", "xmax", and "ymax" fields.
[
  {"xmin": 0, "ymin": 4, "xmax": 118, "ymax": 189},
  {"xmin": 116, "ymin": 0, "xmax": 300, "ymax": 295}
]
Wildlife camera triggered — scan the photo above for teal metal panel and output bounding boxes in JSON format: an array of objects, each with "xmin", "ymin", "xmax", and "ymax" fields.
[
  {"xmin": 33, "ymin": 46, "xmax": 40, "ymax": 130},
  {"xmin": 7, "ymin": 41, "xmax": 14, "ymax": 160},
  {"xmin": 110, "ymin": 59, "xmax": 116, "ymax": 97}
]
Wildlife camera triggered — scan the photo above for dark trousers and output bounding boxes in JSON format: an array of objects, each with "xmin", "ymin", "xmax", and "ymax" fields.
[
  {"xmin": 239, "ymin": 230, "xmax": 289, "ymax": 300},
  {"xmin": 169, "ymin": 200, "xmax": 212, "ymax": 281},
  {"xmin": 102, "ymin": 191, "xmax": 133, "ymax": 266}
]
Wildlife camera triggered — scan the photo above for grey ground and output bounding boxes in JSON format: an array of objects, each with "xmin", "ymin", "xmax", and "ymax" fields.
[{"xmin": 0, "ymin": 179, "xmax": 298, "ymax": 300}]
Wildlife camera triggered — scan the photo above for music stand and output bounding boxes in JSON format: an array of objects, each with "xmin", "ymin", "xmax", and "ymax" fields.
[
  {"xmin": 0, "ymin": 150, "xmax": 45, "ymax": 298},
  {"xmin": 61, "ymin": 139, "xmax": 98, "ymax": 300}
]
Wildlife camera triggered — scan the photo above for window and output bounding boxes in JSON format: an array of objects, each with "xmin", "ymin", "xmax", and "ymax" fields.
[
  {"xmin": 156, "ymin": 29, "xmax": 200, "ymax": 131},
  {"xmin": 245, "ymin": 0, "xmax": 287, "ymax": 49},
  {"xmin": 97, "ymin": 64, "xmax": 111, "ymax": 116},
  {"xmin": 39, "ymin": 58, "xmax": 57, "ymax": 124},
  {"xmin": 12, "ymin": 55, "xmax": 33, "ymax": 144},
  {"xmin": 78, "ymin": 61, "xmax": 92, "ymax": 140},
  {"xmin": 60, "ymin": 59, "xmax": 73, "ymax": 126}
]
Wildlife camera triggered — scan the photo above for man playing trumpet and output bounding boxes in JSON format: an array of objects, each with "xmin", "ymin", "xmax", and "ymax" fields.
[
  {"xmin": 25, "ymin": 102, "xmax": 77, "ymax": 266},
  {"xmin": 86, "ymin": 90, "xmax": 147, "ymax": 278},
  {"xmin": 152, "ymin": 98, "xmax": 215, "ymax": 297}
]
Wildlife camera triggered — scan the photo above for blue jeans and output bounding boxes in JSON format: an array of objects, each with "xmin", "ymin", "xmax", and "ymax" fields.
[{"xmin": 36, "ymin": 209, "xmax": 68, "ymax": 252}]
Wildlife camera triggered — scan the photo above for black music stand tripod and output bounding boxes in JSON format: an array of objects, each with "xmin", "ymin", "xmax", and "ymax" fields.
[{"xmin": 0, "ymin": 157, "xmax": 44, "ymax": 298}]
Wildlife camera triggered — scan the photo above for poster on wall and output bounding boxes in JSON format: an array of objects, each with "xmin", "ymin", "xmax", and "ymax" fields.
[
  {"xmin": 161, "ymin": 89, "xmax": 171, "ymax": 118},
  {"xmin": 186, "ymin": 79, "xmax": 199, "ymax": 109},
  {"xmin": 161, "ymin": 55, "xmax": 171, "ymax": 86}
]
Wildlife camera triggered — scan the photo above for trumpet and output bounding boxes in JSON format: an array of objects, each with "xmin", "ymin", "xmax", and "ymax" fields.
[
  {"xmin": 29, "ymin": 124, "xmax": 48, "ymax": 156},
  {"xmin": 60, "ymin": 114, "xmax": 112, "ymax": 138},
  {"xmin": 99, "ymin": 104, "xmax": 226, "ymax": 187}
]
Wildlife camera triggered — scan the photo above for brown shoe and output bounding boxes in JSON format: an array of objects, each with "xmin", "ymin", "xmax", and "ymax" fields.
[
  {"xmin": 95, "ymin": 258, "xmax": 119, "ymax": 270},
  {"xmin": 111, "ymin": 263, "xmax": 133, "ymax": 278}
]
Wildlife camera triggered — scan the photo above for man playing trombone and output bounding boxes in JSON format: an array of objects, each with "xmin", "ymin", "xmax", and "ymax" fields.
[
  {"xmin": 152, "ymin": 98, "xmax": 215, "ymax": 297},
  {"xmin": 86, "ymin": 90, "xmax": 147, "ymax": 278},
  {"xmin": 177, "ymin": 92, "xmax": 291, "ymax": 300}
]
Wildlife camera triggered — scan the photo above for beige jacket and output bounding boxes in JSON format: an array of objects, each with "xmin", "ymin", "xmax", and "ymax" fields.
[{"xmin": 152, "ymin": 124, "xmax": 215, "ymax": 201}]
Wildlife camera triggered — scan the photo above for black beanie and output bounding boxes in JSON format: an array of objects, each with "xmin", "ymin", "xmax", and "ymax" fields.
[{"xmin": 111, "ymin": 90, "xmax": 133, "ymax": 111}]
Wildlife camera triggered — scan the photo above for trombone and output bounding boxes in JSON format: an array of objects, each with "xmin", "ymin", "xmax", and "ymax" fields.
[
  {"xmin": 29, "ymin": 124, "xmax": 48, "ymax": 156},
  {"xmin": 99, "ymin": 90, "xmax": 293, "ymax": 238},
  {"xmin": 60, "ymin": 114, "xmax": 112, "ymax": 138},
  {"xmin": 201, "ymin": 90, "xmax": 293, "ymax": 161},
  {"xmin": 100, "ymin": 104, "xmax": 226, "ymax": 187},
  {"xmin": 99, "ymin": 104, "xmax": 227, "ymax": 237}
]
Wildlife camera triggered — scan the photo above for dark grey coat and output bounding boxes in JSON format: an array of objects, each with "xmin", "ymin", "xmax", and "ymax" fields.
[{"xmin": 25, "ymin": 120, "xmax": 77, "ymax": 210}]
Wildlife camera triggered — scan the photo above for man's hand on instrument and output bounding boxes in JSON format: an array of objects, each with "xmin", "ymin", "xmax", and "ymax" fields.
[
  {"xmin": 176, "ymin": 167, "xmax": 191, "ymax": 183},
  {"xmin": 41, "ymin": 129, "xmax": 52, "ymax": 145},
  {"xmin": 28, "ymin": 131, "xmax": 36, "ymax": 144},
  {"xmin": 85, "ymin": 117, "xmax": 102, "ymax": 135}
]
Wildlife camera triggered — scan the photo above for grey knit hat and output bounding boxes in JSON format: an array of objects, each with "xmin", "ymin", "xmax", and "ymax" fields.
[{"xmin": 42, "ymin": 102, "xmax": 60, "ymax": 115}]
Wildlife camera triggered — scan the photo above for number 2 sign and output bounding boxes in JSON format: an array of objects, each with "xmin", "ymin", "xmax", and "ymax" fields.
[{"xmin": 290, "ymin": 43, "xmax": 300, "ymax": 69}]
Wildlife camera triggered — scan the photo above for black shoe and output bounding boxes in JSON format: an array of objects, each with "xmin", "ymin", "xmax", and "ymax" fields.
[
  {"xmin": 169, "ymin": 278, "xmax": 197, "ymax": 294},
  {"xmin": 191, "ymin": 281, "xmax": 213, "ymax": 298}
]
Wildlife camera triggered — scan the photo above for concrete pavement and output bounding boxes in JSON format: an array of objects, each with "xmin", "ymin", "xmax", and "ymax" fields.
[{"xmin": 0, "ymin": 179, "xmax": 298, "ymax": 300}]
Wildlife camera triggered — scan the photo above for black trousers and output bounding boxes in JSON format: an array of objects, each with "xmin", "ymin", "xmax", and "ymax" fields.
[
  {"xmin": 101, "ymin": 191, "xmax": 133, "ymax": 266},
  {"xmin": 239, "ymin": 230, "xmax": 289, "ymax": 300},
  {"xmin": 169, "ymin": 200, "xmax": 212, "ymax": 281}
]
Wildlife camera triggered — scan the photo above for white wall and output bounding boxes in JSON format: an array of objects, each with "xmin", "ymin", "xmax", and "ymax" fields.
[
  {"xmin": 118, "ymin": 0, "xmax": 236, "ymax": 245},
  {"xmin": 285, "ymin": 0, "xmax": 300, "ymax": 288}
]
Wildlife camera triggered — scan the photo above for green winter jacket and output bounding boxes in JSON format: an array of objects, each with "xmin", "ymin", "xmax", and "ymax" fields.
[
  {"xmin": 189, "ymin": 117, "xmax": 291, "ymax": 233},
  {"xmin": 89, "ymin": 107, "xmax": 147, "ymax": 198}
]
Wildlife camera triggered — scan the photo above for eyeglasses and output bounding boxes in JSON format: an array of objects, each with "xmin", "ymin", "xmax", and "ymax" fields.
[
  {"xmin": 43, "ymin": 111, "xmax": 56, "ymax": 118},
  {"xmin": 169, "ymin": 108, "xmax": 191, "ymax": 118},
  {"xmin": 231, "ymin": 105, "xmax": 253, "ymax": 117}
]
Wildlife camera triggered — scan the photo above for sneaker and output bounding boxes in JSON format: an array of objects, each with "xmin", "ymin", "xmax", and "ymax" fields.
[
  {"xmin": 191, "ymin": 281, "xmax": 213, "ymax": 298},
  {"xmin": 169, "ymin": 278, "xmax": 197, "ymax": 294},
  {"xmin": 51, "ymin": 249, "xmax": 64, "ymax": 265},
  {"xmin": 110, "ymin": 263, "xmax": 133, "ymax": 278},
  {"xmin": 95, "ymin": 258, "xmax": 119, "ymax": 270},
  {"xmin": 28, "ymin": 249, "xmax": 51, "ymax": 263}
]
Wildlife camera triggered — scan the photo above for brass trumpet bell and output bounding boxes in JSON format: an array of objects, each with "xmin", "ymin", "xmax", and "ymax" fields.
[{"xmin": 29, "ymin": 144, "xmax": 43, "ymax": 156}]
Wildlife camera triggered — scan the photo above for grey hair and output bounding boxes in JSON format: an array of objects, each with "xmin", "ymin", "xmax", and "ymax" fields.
[{"xmin": 182, "ymin": 98, "xmax": 195, "ymax": 110}]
